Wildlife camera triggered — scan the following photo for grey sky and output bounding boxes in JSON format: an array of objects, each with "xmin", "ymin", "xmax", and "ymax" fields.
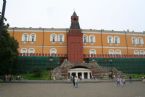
[{"xmin": 0, "ymin": 0, "xmax": 145, "ymax": 32}]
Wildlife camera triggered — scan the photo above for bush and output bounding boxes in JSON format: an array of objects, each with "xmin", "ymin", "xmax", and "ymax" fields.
[{"xmin": 32, "ymin": 68, "xmax": 42, "ymax": 77}]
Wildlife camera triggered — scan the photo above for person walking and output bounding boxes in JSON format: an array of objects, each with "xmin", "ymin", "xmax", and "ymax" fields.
[
  {"xmin": 74, "ymin": 76, "xmax": 79, "ymax": 88},
  {"xmin": 71, "ymin": 76, "xmax": 75, "ymax": 87},
  {"xmin": 116, "ymin": 77, "xmax": 120, "ymax": 86}
]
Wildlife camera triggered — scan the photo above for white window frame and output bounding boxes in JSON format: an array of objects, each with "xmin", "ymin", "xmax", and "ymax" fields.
[
  {"xmin": 139, "ymin": 37, "xmax": 144, "ymax": 45},
  {"xmin": 21, "ymin": 48, "xmax": 27, "ymax": 53},
  {"xmin": 83, "ymin": 35, "xmax": 88, "ymax": 43},
  {"xmin": 28, "ymin": 48, "xmax": 35, "ymax": 54},
  {"xmin": 107, "ymin": 36, "xmax": 113, "ymax": 44},
  {"xmin": 108, "ymin": 49, "xmax": 114, "ymax": 55},
  {"xmin": 29, "ymin": 33, "xmax": 36, "ymax": 42},
  {"xmin": 140, "ymin": 50, "xmax": 145, "ymax": 55},
  {"xmin": 50, "ymin": 48, "xmax": 57, "ymax": 56},
  {"xmin": 115, "ymin": 49, "xmax": 121, "ymax": 55},
  {"xmin": 22, "ymin": 33, "xmax": 29, "ymax": 42},
  {"xmin": 132, "ymin": 37, "xmax": 136, "ymax": 45},
  {"xmin": 89, "ymin": 35, "xmax": 95, "ymax": 43},
  {"xmin": 50, "ymin": 33, "xmax": 57, "ymax": 42},
  {"xmin": 134, "ymin": 50, "xmax": 139, "ymax": 55},
  {"xmin": 114, "ymin": 36, "xmax": 120, "ymax": 44},
  {"xmin": 89, "ymin": 49, "xmax": 96, "ymax": 55},
  {"xmin": 58, "ymin": 34, "xmax": 64, "ymax": 42},
  {"xmin": 135, "ymin": 37, "xmax": 138, "ymax": 45}
]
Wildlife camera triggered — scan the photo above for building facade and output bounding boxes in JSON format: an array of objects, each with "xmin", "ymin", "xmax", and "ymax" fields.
[
  {"xmin": 8, "ymin": 12, "xmax": 145, "ymax": 58},
  {"xmin": 8, "ymin": 12, "xmax": 145, "ymax": 79}
]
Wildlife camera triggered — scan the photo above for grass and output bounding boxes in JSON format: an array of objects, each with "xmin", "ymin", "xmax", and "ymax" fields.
[
  {"xmin": 127, "ymin": 74, "xmax": 145, "ymax": 79},
  {"xmin": 21, "ymin": 70, "xmax": 52, "ymax": 80}
]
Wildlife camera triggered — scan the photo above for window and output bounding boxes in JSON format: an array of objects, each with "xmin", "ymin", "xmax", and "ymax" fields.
[
  {"xmin": 139, "ymin": 38, "xmax": 144, "ymax": 45},
  {"xmin": 29, "ymin": 33, "xmax": 36, "ymax": 42},
  {"xmin": 22, "ymin": 33, "xmax": 29, "ymax": 42},
  {"xmin": 107, "ymin": 36, "xmax": 113, "ymax": 44},
  {"xmin": 89, "ymin": 49, "xmax": 96, "ymax": 54},
  {"xmin": 50, "ymin": 48, "xmax": 57, "ymax": 56},
  {"xmin": 29, "ymin": 34, "xmax": 36, "ymax": 42},
  {"xmin": 108, "ymin": 49, "xmax": 114, "ymax": 55},
  {"xmin": 114, "ymin": 36, "xmax": 120, "ymax": 44},
  {"xmin": 134, "ymin": 38, "xmax": 138, "ymax": 45},
  {"xmin": 28, "ymin": 48, "xmax": 35, "ymax": 54},
  {"xmin": 132, "ymin": 37, "xmax": 144, "ymax": 45},
  {"xmin": 58, "ymin": 34, "xmax": 64, "ymax": 42},
  {"xmin": 134, "ymin": 50, "xmax": 139, "ymax": 55},
  {"xmin": 115, "ymin": 49, "xmax": 121, "ymax": 55},
  {"xmin": 140, "ymin": 50, "xmax": 145, "ymax": 55},
  {"xmin": 83, "ymin": 35, "xmax": 88, "ymax": 43},
  {"xmin": 50, "ymin": 34, "xmax": 57, "ymax": 42},
  {"xmin": 132, "ymin": 37, "xmax": 136, "ymax": 44},
  {"xmin": 89, "ymin": 35, "xmax": 95, "ymax": 43},
  {"xmin": 21, "ymin": 48, "xmax": 27, "ymax": 53}
]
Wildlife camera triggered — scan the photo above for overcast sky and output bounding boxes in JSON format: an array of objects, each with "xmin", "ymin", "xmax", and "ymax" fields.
[{"xmin": 0, "ymin": 0, "xmax": 145, "ymax": 32}]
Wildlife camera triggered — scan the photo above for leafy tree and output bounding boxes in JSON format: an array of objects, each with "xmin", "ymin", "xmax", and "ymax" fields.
[{"xmin": 0, "ymin": 24, "xmax": 19, "ymax": 76}]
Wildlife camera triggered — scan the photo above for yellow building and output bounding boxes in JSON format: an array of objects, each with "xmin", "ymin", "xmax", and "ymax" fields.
[
  {"xmin": 8, "ymin": 26, "xmax": 145, "ymax": 57},
  {"xmin": 7, "ymin": 12, "xmax": 145, "ymax": 79}
]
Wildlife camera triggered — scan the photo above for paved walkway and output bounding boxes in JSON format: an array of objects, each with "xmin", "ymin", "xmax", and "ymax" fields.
[{"xmin": 0, "ymin": 81, "xmax": 145, "ymax": 97}]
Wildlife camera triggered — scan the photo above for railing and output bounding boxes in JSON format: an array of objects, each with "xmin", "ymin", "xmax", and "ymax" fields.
[
  {"xmin": 18, "ymin": 53, "xmax": 67, "ymax": 57},
  {"xmin": 18, "ymin": 53, "xmax": 145, "ymax": 58},
  {"xmin": 83, "ymin": 54, "xmax": 145, "ymax": 58}
]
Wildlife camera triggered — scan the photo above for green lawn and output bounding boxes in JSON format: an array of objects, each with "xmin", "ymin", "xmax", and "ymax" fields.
[{"xmin": 21, "ymin": 70, "xmax": 52, "ymax": 80}]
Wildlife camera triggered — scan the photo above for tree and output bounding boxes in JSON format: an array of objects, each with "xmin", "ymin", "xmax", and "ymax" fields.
[{"xmin": 0, "ymin": 24, "xmax": 19, "ymax": 76}]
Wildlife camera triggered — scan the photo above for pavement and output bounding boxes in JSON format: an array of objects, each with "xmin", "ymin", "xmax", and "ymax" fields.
[
  {"xmin": 0, "ymin": 79, "xmax": 142, "ymax": 83},
  {"xmin": 0, "ymin": 80, "xmax": 145, "ymax": 97}
]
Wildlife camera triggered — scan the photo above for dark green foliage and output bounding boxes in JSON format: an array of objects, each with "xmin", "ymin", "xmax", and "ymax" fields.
[
  {"xmin": 17, "ymin": 56, "xmax": 61, "ymax": 73},
  {"xmin": 32, "ymin": 67, "xmax": 42, "ymax": 77},
  {"xmin": 0, "ymin": 25, "xmax": 19, "ymax": 75},
  {"xmin": 87, "ymin": 58, "xmax": 145, "ymax": 74}
]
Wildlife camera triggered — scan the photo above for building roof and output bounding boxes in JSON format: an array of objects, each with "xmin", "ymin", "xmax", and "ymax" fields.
[{"xmin": 72, "ymin": 11, "xmax": 77, "ymax": 16}]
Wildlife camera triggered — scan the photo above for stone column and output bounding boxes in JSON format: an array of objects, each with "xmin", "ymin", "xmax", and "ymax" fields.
[
  {"xmin": 88, "ymin": 72, "xmax": 90, "ymax": 79},
  {"xmin": 82, "ymin": 72, "xmax": 84, "ymax": 79}
]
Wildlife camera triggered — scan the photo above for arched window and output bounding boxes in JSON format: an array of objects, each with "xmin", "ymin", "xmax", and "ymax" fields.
[
  {"xmin": 50, "ymin": 34, "xmax": 57, "ymax": 42},
  {"xmin": 50, "ymin": 48, "xmax": 57, "ymax": 56},
  {"xmin": 115, "ymin": 49, "xmax": 121, "ymax": 55},
  {"xmin": 108, "ymin": 49, "xmax": 114, "ymax": 55},
  {"xmin": 107, "ymin": 36, "xmax": 113, "ymax": 43},
  {"xmin": 132, "ymin": 37, "xmax": 136, "ymax": 44},
  {"xmin": 29, "ymin": 33, "xmax": 36, "ymax": 42},
  {"xmin": 21, "ymin": 48, "xmax": 27, "ymax": 53},
  {"xmin": 134, "ymin": 37, "xmax": 138, "ymax": 45},
  {"xmin": 89, "ymin": 35, "xmax": 95, "ymax": 43},
  {"xmin": 83, "ymin": 35, "xmax": 88, "ymax": 43},
  {"xmin": 58, "ymin": 34, "xmax": 64, "ymax": 42},
  {"xmin": 114, "ymin": 36, "xmax": 120, "ymax": 44},
  {"xmin": 140, "ymin": 50, "xmax": 145, "ymax": 55},
  {"xmin": 22, "ymin": 33, "xmax": 29, "ymax": 42},
  {"xmin": 89, "ymin": 49, "xmax": 96, "ymax": 54},
  {"xmin": 139, "ymin": 37, "xmax": 144, "ymax": 45},
  {"xmin": 134, "ymin": 50, "xmax": 139, "ymax": 55},
  {"xmin": 28, "ymin": 48, "xmax": 35, "ymax": 54}
]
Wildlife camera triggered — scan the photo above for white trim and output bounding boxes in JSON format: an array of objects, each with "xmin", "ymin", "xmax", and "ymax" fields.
[
  {"xmin": 89, "ymin": 49, "xmax": 96, "ymax": 54},
  {"xmin": 50, "ymin": 48, "xmax": 57, "ymax": 55},
  {"xmin": 83, "ymin": 46, "xmax": 145, "ymax": 50},
  {"xmin": 8, "ymin": 28, "xmax": 145, "ymax": 35},
  {"xmin": 8, "ymin": 28, "xmax": 68, "ymax": 33}
]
